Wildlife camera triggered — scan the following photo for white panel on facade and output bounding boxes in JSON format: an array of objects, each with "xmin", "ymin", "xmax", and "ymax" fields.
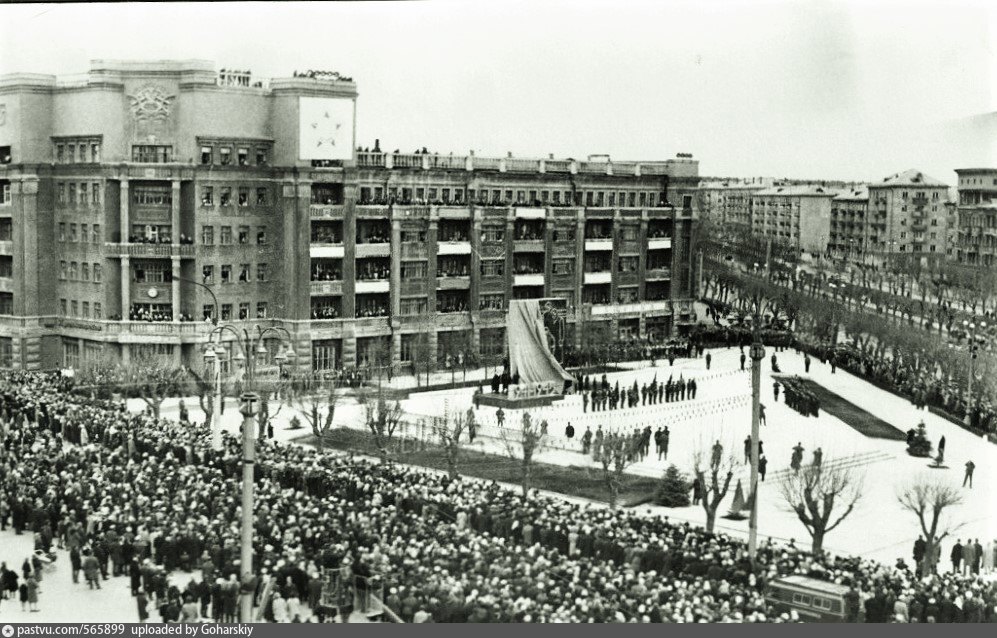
[
  {"xmin": 310, "ymin": 245, "xmax": 345, "ymax": 258},
  {"xmin": 437, "ymin": 242, "xmax": 472, "ymax": 255},
  {"xmin": 299, "ymin": 97, "xmax": 354, "ymax": 161},
  {"xmin": 648, "ymin": 238, "xmax": 672, "ymax": 250},
  {"xmin": 355, "ymin": 280, "xmax": 390, "ymax": 294}
]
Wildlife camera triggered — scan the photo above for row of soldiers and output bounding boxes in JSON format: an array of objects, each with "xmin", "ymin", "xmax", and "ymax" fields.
[
  {"xmin": 583, "ymin": 376, "xmax": 698, "ymax": 412},
  {"xmin": 579, "ymin": 425, "xmax": 672, "ymax": 462},
  {"xmin": 777, "ymin": 377, "xmax": 820, "ymax": 418}
]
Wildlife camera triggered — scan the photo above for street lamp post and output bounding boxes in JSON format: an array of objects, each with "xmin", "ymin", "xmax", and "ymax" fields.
[
  {"xmin": 748, "ymin": 336, "xmax": 765, "ymax": 564},
  {"xmin": 963, "ymin": 320, "xmax": 985, "ymax": 426},
  {"xmin": 202, "ymin": 322, "xmax": 295, "ymax": 623}
]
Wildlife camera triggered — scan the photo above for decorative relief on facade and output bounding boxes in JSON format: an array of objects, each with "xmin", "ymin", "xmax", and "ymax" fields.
[{"xmin": 127, "ymin": 85, "xmax": 176, "ymax": 122}]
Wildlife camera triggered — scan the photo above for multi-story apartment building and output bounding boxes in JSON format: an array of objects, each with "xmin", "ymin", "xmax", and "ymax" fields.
[
  {"xmin": 749, "ymin": 185, "xmax": 836, "ymax": 255},
  {"xmin": 0, "ymin": 59, "xmax": 699, "ymax": 372},
  {"xmin": 866, "ymin": 169, "xmax": 949, "ymax": 261},
  {"xmin": 697, "ymin": 177, "xmax": 772, "ymax": 228},
  {"xmin": 829, "ymin": 186, "xmax": 869, "ymax": 257},
  {"xmin": 954, "ymin": 168, "xmax": 997, "ymax": 267}
]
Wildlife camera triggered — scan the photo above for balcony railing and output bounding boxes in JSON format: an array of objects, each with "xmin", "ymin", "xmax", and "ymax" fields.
[{"xmin": 104, "ymin": 243, "xmax": 196, "ymax": 258}]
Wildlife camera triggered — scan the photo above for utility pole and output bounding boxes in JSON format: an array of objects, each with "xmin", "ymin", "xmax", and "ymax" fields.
[
  {"xmin": 748, "ymin": 239, "xmax": 770, "ymax": 565},
  {"xmin": 239, "ymin": 391, "xmax": 259, "ymax": 622}
]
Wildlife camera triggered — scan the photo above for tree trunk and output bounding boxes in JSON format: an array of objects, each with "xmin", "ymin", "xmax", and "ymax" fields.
[
  {"xmin": 704, "ymin": 508, "xmax": 717, "ymax": 533},
  {"xmin": 811, "ymin": 528, "xmax": 825, "ymax": 555},
  {"xmin": 521, "ymin": 458, "xmax": 532, "ymax": 497}
]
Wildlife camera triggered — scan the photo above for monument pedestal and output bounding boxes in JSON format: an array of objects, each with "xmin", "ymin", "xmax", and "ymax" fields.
[{"xmin": 477, "ymin": 392, "xmax": 566, "ymax": 410}]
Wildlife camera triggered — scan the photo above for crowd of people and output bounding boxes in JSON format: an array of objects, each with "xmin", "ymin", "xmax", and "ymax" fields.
[
  {"xmin": 776, "ymin": 378, "xmax": 820, "ymax": 418},
  {"xmin": 1, "ymin": 370, "xmax": 995, "ymax": 624}
]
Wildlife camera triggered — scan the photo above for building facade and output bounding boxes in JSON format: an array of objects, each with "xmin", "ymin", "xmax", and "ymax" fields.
[
  {"xmin": 697, "ymin": 178, "xmax": 772, "ymax": 228},
  {"xmin": 865, "ymin": 169, "xmax": 949, "ymax": 261},
  {"xmin": 0, "ymin": 60, "xmax": 699, "ymax": 372},
  {"xmin": 828, "ymin": 186, "xmax": 869, "ymax": 257},
  {"xmin": 748, "ymin": 185, "xmax": 836, "ymax": 255},
  {"xmin": 954, "ymin": 168, "xmax": 997, "ymax": 267}
]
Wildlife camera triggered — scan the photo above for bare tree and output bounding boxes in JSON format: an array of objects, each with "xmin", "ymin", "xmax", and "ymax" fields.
[
  {"xmin": 498, "ymin": 412, "xmax": 546, "ymax": 497},
  {"xmin": 77, "ymin": 353, "xmax": 188, "ymax": 419},
  {"xmin": 358, "ymin": 384, "xmax": 403, "ymax": 463},
  {"xmin": 599, "ymin": 433, "xmax": 642, "ymax": 509},
  {"xmin": 693, "ymin": 445, "xmax": 736, "ymax": 533},
  {"xmin": 184, "ymin": 364, "xmax": 219, "ymax": 431},
  {"xmin": 435, "ymin": 409, "xmax": 472, "ymax": 479},
  {"xmin": 897, "ymin": 478, "xmax": 965, "ymax": 574},
  {"xmin": 288, "ymin": 373, "xmax": 342, "ymax": 450},
  {"xmin": 779, "ymin": 460, "xmax": 864, "ymax": 554}
]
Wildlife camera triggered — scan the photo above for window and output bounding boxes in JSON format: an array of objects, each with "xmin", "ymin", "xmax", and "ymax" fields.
[
  {"xmin": 639, "ymin": 192, "xmax": 646, "ymax": 206},
  {"xmin": 618, "ymin": 256, "xmax": 638, "ymax": 272},
  {"xmin": 238, "ymin": 188, "xmax": 249, "ymax": 207},
  {"xmin": 0, "ymin": 182, "xmax": 9, "ymax": 205},
  {"xmin": 256, "ymin": 188, "xmax": 268, "ymax": 206},
  {"xmin": 312, "ymin": 340, "xmax": 340, "ymax": 371},
  {"xmin": 237, "ymin": 148, "xmax": 249, "ymax": 166},
  {"xmin": 81, "ymin": 263, "xmax": 89, "ymax": 282},
  {"xmin": 256, "ymin": 148, "xmax": 268, "ymax": 166},
  {"xmin": 219, "ymin": 147, "xmax": 232, "ymax": 165},
  {"xmin": 220, "ymin": 265, "xmax": 231, "ymax": 284},
  {"xmin": 93, "ymin": 263, "xmax": 101, "ymax": 283},
  {"xmin": 257, "ymin": 263, "xmax": 268, "ymax": 282},
  {"xmin": 69, "ymin": 183, "xmax": 76, "ymax": 205},
  {"xmin": 202, "ymin": 265, "xmax": 214, "ymax": 284},
  {"xmin": 401, "ymin": 261, "xmax": 427, "ymax": 278},
  {"xmin": 81, "ymin": 302, "xmax": 90, "ymax": 319},
  {"xmin": 481, "ymin": 228, "xmax": 505, "ymax": 243},
  {"xmin": 479, "ymin": 293, "xmax": 505, "ymax": 311},
  {"xmin": 219, "ymin": 226, "xmax": 232, "ymax": 245},
  {"xmin": 71, "ymin": 301, "xmax": 78, "ymax": 317},
  {"xmin": 221, "ymin": 304, "xmax": 232, "ymax": 321},
  {"xmin": 400, "ymin": 298, "xmax": 427, "ymax": 315},
  {"xmin": 80, "ymin": 183, "xmax": 88, "ymax": 205},
  {"xmin": 78, "ymin": 144, "xmax": 87, "ymax": 163},
  {"xmin": 481, "ymin": 260, "xmax": 504, "ymax": 277},
  {"xmin": 133, "ymin": 185, "xmax": 171, "ymax": 206},
  {"xmin": 238, "ymin": 263, "xmax": 250, "ymax": 282},
  {"xmin": 202, "ymin": 226, "xmax": 214, "ymax": 245},
  {"xmin": 69, "ymin": 224, "xmax": 78, "ymax": 242},
  {"xmin": 553, "ymin": 226, "xmax": 576, "ymax": 242},
  {"xmin": 92, "ymin": 224, "xmax": 100, "ymax": 243},
  {"xmin": 69, "ymin": 262, "xmax": 78, "ymax": 279},
  {"xmin": 133, "ymin": 262, "xmax": 170, "ymax": 283},
  {"xmin": 60, "ymin": 299, "xmax": 67, "ymax": 316},
  {"xmin": 56, "ymin": 144, "xmax": 64, "ymax": 163},
  {"xmin": 203, "ymin": 304, "xmax": 215, "ymax": 321},
  {"xmin": 200, "ymin": 146, "xmax": 213, "ymax": 165},
  {"xmin": 401, "ymin": 230, "xmax": 427, "ymax": 243},
  {"xmin": 552, "ymin": 259, "xmax": 574, "ymax": 275},
  {"xmin": 94, "ymin": 302, "xmax": 101, "ymax": 319},
  {"xmin": 59, "ymin": 261, "xmax": 67, "ymax": 280},
  {"xmin": 256, "ymin": 302, "xmax": 268, "ymax": 318},
  {"xmin": 81, "ymin": 224, "xmax": 88, "ymax": 243},
  {"xmin": 220, "ymin": 187, "xmax": 232, "ymax": 206},
  {"xmin": 238, "ymin": 226, "xmax": 250, "ymax": 244},
  {"xmin": 239, "ymin": 302, "xmax": 250, "ymax": 320},
  {"xmin": 257, "ymin": 227, "xmax": 267, "ymax": 244},
  {"xmin": 622, "ymin": 226, "xmax": 638, "ymax": 241},
  {"xmin": 131, "ymin": 145, "xmax": 172, "ymax": 163},
  {"xmin": 202, "ymin": 187, "xmax": 214, "ymax": 206}
]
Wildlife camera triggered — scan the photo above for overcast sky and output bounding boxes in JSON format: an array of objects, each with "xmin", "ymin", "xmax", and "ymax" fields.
[{"xmin": 1, "ymin": 0, "xmax": 995, "ymax": 185}]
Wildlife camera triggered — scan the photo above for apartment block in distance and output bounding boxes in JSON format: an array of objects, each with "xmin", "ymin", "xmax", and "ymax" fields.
[
  {"xmin": 866, "ymin": 169, "xmax": 949, "ymax": 261},
  {"xmin": 0, "ymin": 59, "xmax": 700, "ymax": 372},
  {"xmin": 954, "ymin": 168, "xmax": 997, "ymax": 267},
  {"xmin": 749, "ymin": 184, "xmax": 836, "ymax": 255}
]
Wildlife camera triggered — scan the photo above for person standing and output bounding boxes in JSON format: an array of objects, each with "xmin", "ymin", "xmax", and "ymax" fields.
[
  {"xmin": 963, "ymin": 460, "xmax": 975, "ymax": 488},
  {"xmin": 740, "ymin": 352, "xmax": 746, "ymax": 371},
  {"xmin": 136, "ymin": 589, "xmax": 149, "ymax": 623},
  {"xmin": 962, "ymin": 540, "xmax": 976, "ymax": 575},
  {"xmin": 565, "ymin": 422, "xmax": 575, "ymax": 440},
  {"xmin": 711, "ymin": 440, "xmax": 723, "ymax": 469},
  {"xmin": 70, "ymin": 545, "xmax": 82, "ymax": 585},
  {"xmin": 26, "ymin": 574, "xmax": 39, "ymax": 612},
  {"xmin": 743, "ymin": 436, "xmax": 752, "ymax": 464},
  {"xmin": 804, "ymin": 354, "xmax": 811, "ymax": 373},
  {"xmin": 705, "ymin": 352, "xmax": 712, "ymax": 370},
  {"xmin": 759, "ymin": 455, "xmax": 768, "ymax": 482},
  {"xmin": 951, "ymin": 540, "xmax": 963, "ymax": 573}
]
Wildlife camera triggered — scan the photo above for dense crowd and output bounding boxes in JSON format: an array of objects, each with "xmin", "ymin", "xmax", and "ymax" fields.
[
  {"xmin": 580, "ymin": 374, "xmax": 697, "ymax": 412},
  {"xmin": 1, "ymin": 371, "xmax": 995, "ymax": 624}
]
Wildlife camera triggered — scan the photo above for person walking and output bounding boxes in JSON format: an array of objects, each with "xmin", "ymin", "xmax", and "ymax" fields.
[
  {"xmin": 759, "ymin": 455, "xmax": 768, "ymax": 482},
  {"xmin": 705, "ymin": 352, "xmax": 712, "ymax": 370},
  {"xmin": 773, "ymin": 381, "xmax": 780, "ymax": 403},
  {"xmin": 963, "ymin": 460, "xmax": 975, "ymax": 488},
  {"xmin": 82, "ymin": 549, "xmax": 101, "ymax": 590}
]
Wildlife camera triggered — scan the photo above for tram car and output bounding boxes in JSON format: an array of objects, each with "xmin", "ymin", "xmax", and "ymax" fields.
[{"xmin": 765, "ymin": 575, "xmax": 849, "ymax": 622}]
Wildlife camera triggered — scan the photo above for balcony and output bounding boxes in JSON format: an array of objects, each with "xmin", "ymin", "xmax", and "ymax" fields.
[
  {"xmin": 647, "ymin": 238, "xmax": 672, "ymax": 250},
  {"xmin": 354, "ymin": 243, "xmax": 391, "ymax": 258},
  {"xmin": 584, "ymin": 238, "xmax": 613, "ymax": 251},
  {"xmin": 0, "ymin": 241, "xmax": 11, "ymax": 255},
  {"xmin": 583, "ymin": 271, "xmax": 612, "ymax": 285},
  {"xmin": 310, "ymin": 280, "xmax": 343, "ymax": 296},
  {"xmin": 646, "ymin": 267, "xmax": 672, "ymax": 280},
  {"xmin": 513, "ymin": 240, "xmax": 545, "ymax": 252},
  {"xmin": 355, "ymin": 280, "xmax": 390, "ymax": 294},
  {"xmin": 590, "ymin": 300, "xmax": 672, "ymax": 317},
  {"xmin": 514, "ymin": 274, "xmax": 545, "ymax": 287},
  {"xmin": 310, "ymin": 244, "xmax": 345, "ymax": 259},
  {"xmin": 310, "ymin": 204, "xmax": 345, "ymax": 219},
  {"xmin": 437, "ymin": 276, "xmax": 470, "ymax": 290},
  {"xmin": 515, "ymin": 207, "xmax": 546, "ymax": 219},
  {"xmin": 104, "ymin": 243, "xmax": 196, "ymax": 258},
  {"xmin": 437, "ymin": 241, "xmax": 472, "ymax": 256}
]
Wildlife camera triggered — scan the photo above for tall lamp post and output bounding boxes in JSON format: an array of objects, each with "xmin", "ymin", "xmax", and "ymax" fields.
[
  {"xmin": 202, "ymin": 323, "xmax": 295, "ymax": 623},
  {"xmin": 963, "ymin": 320, "xmax": 985, "ymax": 426},
  {"xmin": 747, "ymin": 324, "xmax": 765, "ymax": 564}
]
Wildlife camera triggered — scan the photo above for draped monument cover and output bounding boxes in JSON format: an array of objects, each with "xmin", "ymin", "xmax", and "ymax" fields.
[{"xmin": 507, "ymin": 299, "xmax": 574, "ymax": 385}]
